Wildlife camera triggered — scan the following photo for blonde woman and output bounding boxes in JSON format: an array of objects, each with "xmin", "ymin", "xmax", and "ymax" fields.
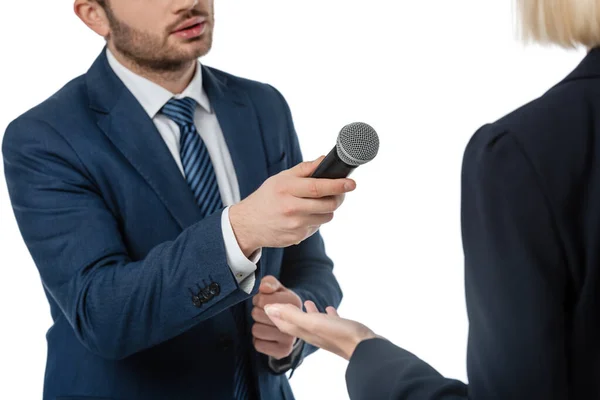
[{"xmin": 264, "ymin": 2, "xmax": 600, "ymax": 399}]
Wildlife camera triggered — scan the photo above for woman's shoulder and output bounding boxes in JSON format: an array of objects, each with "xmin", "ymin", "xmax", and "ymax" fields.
[
  {"xmin": 465, "ymin": 77, "xmax": 599, "ymax": 175},
  {"xmin": 461, "ymin": 76, "xmax": 600, "ymax": 206}
]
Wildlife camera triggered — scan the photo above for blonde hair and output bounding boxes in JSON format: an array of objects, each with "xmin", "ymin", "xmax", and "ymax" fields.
[{"xmin": 516, "ymin": 0, "xmax": 600, "ymax": 48}]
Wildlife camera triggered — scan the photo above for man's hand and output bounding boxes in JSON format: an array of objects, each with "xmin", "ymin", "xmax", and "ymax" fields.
[
  {"xmin": 264, "ymin": 300, "xmax": 379, "ymax": 361},
  {"xmin": 229, "ymin": 156, "xmax": 356, "ymax": 257},
  {"xmin": 251, "ymin": 276, "xmax": 303, "ymax": 360}
]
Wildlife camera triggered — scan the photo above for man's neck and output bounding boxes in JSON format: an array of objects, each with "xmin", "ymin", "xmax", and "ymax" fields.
[{"xmin": 108, "ymin": 44, "xmax": 196, "ymax": 94}]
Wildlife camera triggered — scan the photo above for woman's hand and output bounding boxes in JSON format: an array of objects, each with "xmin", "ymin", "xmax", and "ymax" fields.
[{"xmin": 264, "ymin": 300, "xmax": 379, "ymax": 360}]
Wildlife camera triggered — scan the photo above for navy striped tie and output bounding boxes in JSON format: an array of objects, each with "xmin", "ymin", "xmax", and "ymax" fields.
[
  {"xmin": 161, "ymin": 97, "xmax": 223, "ymax": 217},
  {"xmin": 161, "ymin": 97, "xmax": 254, "ymax": 400}
]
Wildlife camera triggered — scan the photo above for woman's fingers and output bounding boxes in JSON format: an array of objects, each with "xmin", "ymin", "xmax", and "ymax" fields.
[{"xmin": 265, "ymin": 303, "xmax": 328, "ymax": 341}]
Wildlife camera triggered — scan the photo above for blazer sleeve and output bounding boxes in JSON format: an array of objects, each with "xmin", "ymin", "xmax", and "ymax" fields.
[
  {"xmin": 268, "ymin": 85, "xmax": 344, "ymax": 364},
  {"xmin": 2, "ymin": 117, "xmax": 251, "ymax": 361},
  {"xmin": 345, "ymin": 125, "xmax": 569, "ymax": 400}
]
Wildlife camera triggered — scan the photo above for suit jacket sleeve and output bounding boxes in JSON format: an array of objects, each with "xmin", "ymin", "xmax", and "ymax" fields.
[
  {"xmin": 345, "ymin": 125, "xmax": 569, "ymax": 399},
  {"xmin": 267, "ymin": 85, "xmax": 344, "ymax": 368},
  {"xmin": 2, "ymin": 117, "xmax": 252, "ymax": 361}
]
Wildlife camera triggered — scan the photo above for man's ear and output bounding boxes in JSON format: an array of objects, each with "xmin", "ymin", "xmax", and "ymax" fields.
[{"xmin": 73, "ymin": 0, "xmax": 110, "ymax": 39}]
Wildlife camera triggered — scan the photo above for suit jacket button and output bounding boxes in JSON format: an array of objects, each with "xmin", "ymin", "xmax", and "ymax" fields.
[
  {"xmin": 198, "ymin": 289, "xmax": 212, "ymax": 303},
  {"xmin": 192, "ymin": 295, "xmax": 202, "ymax": 308},
  {"xmin": 208, "ymin": 282, "xmax": 220, "ymax": 296}
]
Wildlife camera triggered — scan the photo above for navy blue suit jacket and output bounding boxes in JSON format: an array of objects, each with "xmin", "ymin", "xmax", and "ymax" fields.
[
  {"xmin": 345, "ymin": 48, "xmax": 600, "ymax": 399},
  {"xmin": 2, "ymin": 49, "xmax": 342, "ymax": 400}
]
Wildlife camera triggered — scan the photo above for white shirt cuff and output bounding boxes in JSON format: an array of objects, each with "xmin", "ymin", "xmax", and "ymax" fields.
[{"xmin": 221, "ymin": 206, "xmax": 261, "ymax": 294}]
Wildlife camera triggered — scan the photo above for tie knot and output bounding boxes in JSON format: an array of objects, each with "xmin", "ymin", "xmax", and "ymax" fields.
[{"xmin": 161, "ymin": 97, "xmax": 197, "ymax": 127}]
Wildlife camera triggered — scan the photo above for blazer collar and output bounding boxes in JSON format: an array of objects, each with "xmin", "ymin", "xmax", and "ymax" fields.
[{"xmin": 559, "ymin": 46, "xmax": 600, "ymax": 84}]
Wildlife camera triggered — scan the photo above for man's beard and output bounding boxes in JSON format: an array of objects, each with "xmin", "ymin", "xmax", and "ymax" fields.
[{"xmin": 104, "ymin": 7, "xmax": 213, "ymax": 72}]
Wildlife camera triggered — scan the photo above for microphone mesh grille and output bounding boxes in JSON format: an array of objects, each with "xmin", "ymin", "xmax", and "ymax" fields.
[{"xmin": 336, "ymin": 122, "xmax": 380, "ymax": 166}]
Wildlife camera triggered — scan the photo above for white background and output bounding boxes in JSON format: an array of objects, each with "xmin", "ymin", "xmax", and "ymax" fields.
[{"xmin": 0, "ymin": 1, "xmax": 586, "ymax": 399}]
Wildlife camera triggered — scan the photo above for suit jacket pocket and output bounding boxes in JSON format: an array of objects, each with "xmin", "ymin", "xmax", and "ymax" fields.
[{"xmin": 266, "ymin": 152, "xmax": 288, "ymax": 176}]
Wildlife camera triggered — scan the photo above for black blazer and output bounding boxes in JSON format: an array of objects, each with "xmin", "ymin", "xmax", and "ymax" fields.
[{"xmin": 345, "ymin": 47, "xmax": 600, "ymax": 399}]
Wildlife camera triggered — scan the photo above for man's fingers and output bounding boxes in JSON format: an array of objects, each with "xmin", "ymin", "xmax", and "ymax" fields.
[
  {"xmin": 252, "ymin": 322, "xmax": 292, "ymax": 343},
  {"xmin": 259, "ymin": 275, "xmax": 282, "ymax": 294},
  {"xmin": 253, "ymin": 338, "xmax": 294, "ymax": 360},
  {"xmin": 299, "ymin": 195, "xmax": 346, "ymax": 215},
  {"xmin": 251, "ymin": 307, "xmax": 275, "ymax": 325},
  {"xmin": 326, "ymin": 306, "xmax": 339, "ymax": 317},
  {"xmin": 288, "ymin": 177, "xmax": 356, "ymax": 199},
  {"xmin": 283, "ymin": 156, "xmax": 326, "ymax": 178},
  {"xmin": 304, "ymin": 212, "xmax": 335, "ymax": 228},
  {"xmin": 305, "ymin": 300, "xmax": 319, "ymax": 314}
]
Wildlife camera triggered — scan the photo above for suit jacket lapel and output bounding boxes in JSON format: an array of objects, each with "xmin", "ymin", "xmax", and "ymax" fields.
[
  {"xmin": 202, "ymin": 66, "xmax": 269, "ymax": 201},
  {"xmin": 86, "ymin": 49, "xmax": 203, "ymax": 230}
]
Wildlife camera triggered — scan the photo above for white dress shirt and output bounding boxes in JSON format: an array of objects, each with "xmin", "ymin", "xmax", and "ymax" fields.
[{"xmin": 106, "ymin": 49, "xmax": 259, "ymax": 294}]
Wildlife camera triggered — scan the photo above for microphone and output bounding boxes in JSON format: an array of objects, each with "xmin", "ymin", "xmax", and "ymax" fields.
[{"xmin": 311, "ymin": 122, "xmax": 380, "ymax": 179}]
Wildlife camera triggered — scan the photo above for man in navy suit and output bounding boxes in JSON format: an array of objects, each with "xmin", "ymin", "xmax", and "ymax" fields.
[{"xmin": 2, "ymin": 0, "xmax": 355, "ymax": 399}]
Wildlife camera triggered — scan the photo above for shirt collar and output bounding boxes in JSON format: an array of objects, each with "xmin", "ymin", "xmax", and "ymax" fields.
[{"xmin": 106, "ymin": 48, "xmax": 212, "ymax": 118}]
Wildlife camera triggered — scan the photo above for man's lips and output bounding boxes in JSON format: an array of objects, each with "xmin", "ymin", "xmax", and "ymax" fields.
[
  {"xmin": 171, "ymin": 17, "xmax": 207, "ymax": 39},
  {"xmin": 172, "ymin": 16, "xmax": 206, "ymax": 33}
]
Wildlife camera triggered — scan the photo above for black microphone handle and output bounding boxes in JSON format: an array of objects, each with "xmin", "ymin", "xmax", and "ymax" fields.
[{"xmin": 310, "ymin": 146, "xmax": 357, "ymax": 179}]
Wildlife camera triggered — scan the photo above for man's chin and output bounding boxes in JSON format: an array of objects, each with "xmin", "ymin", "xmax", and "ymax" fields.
[{"xmin": 172, "ymin": 37, "xmax": 212, "ymax": 59}]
